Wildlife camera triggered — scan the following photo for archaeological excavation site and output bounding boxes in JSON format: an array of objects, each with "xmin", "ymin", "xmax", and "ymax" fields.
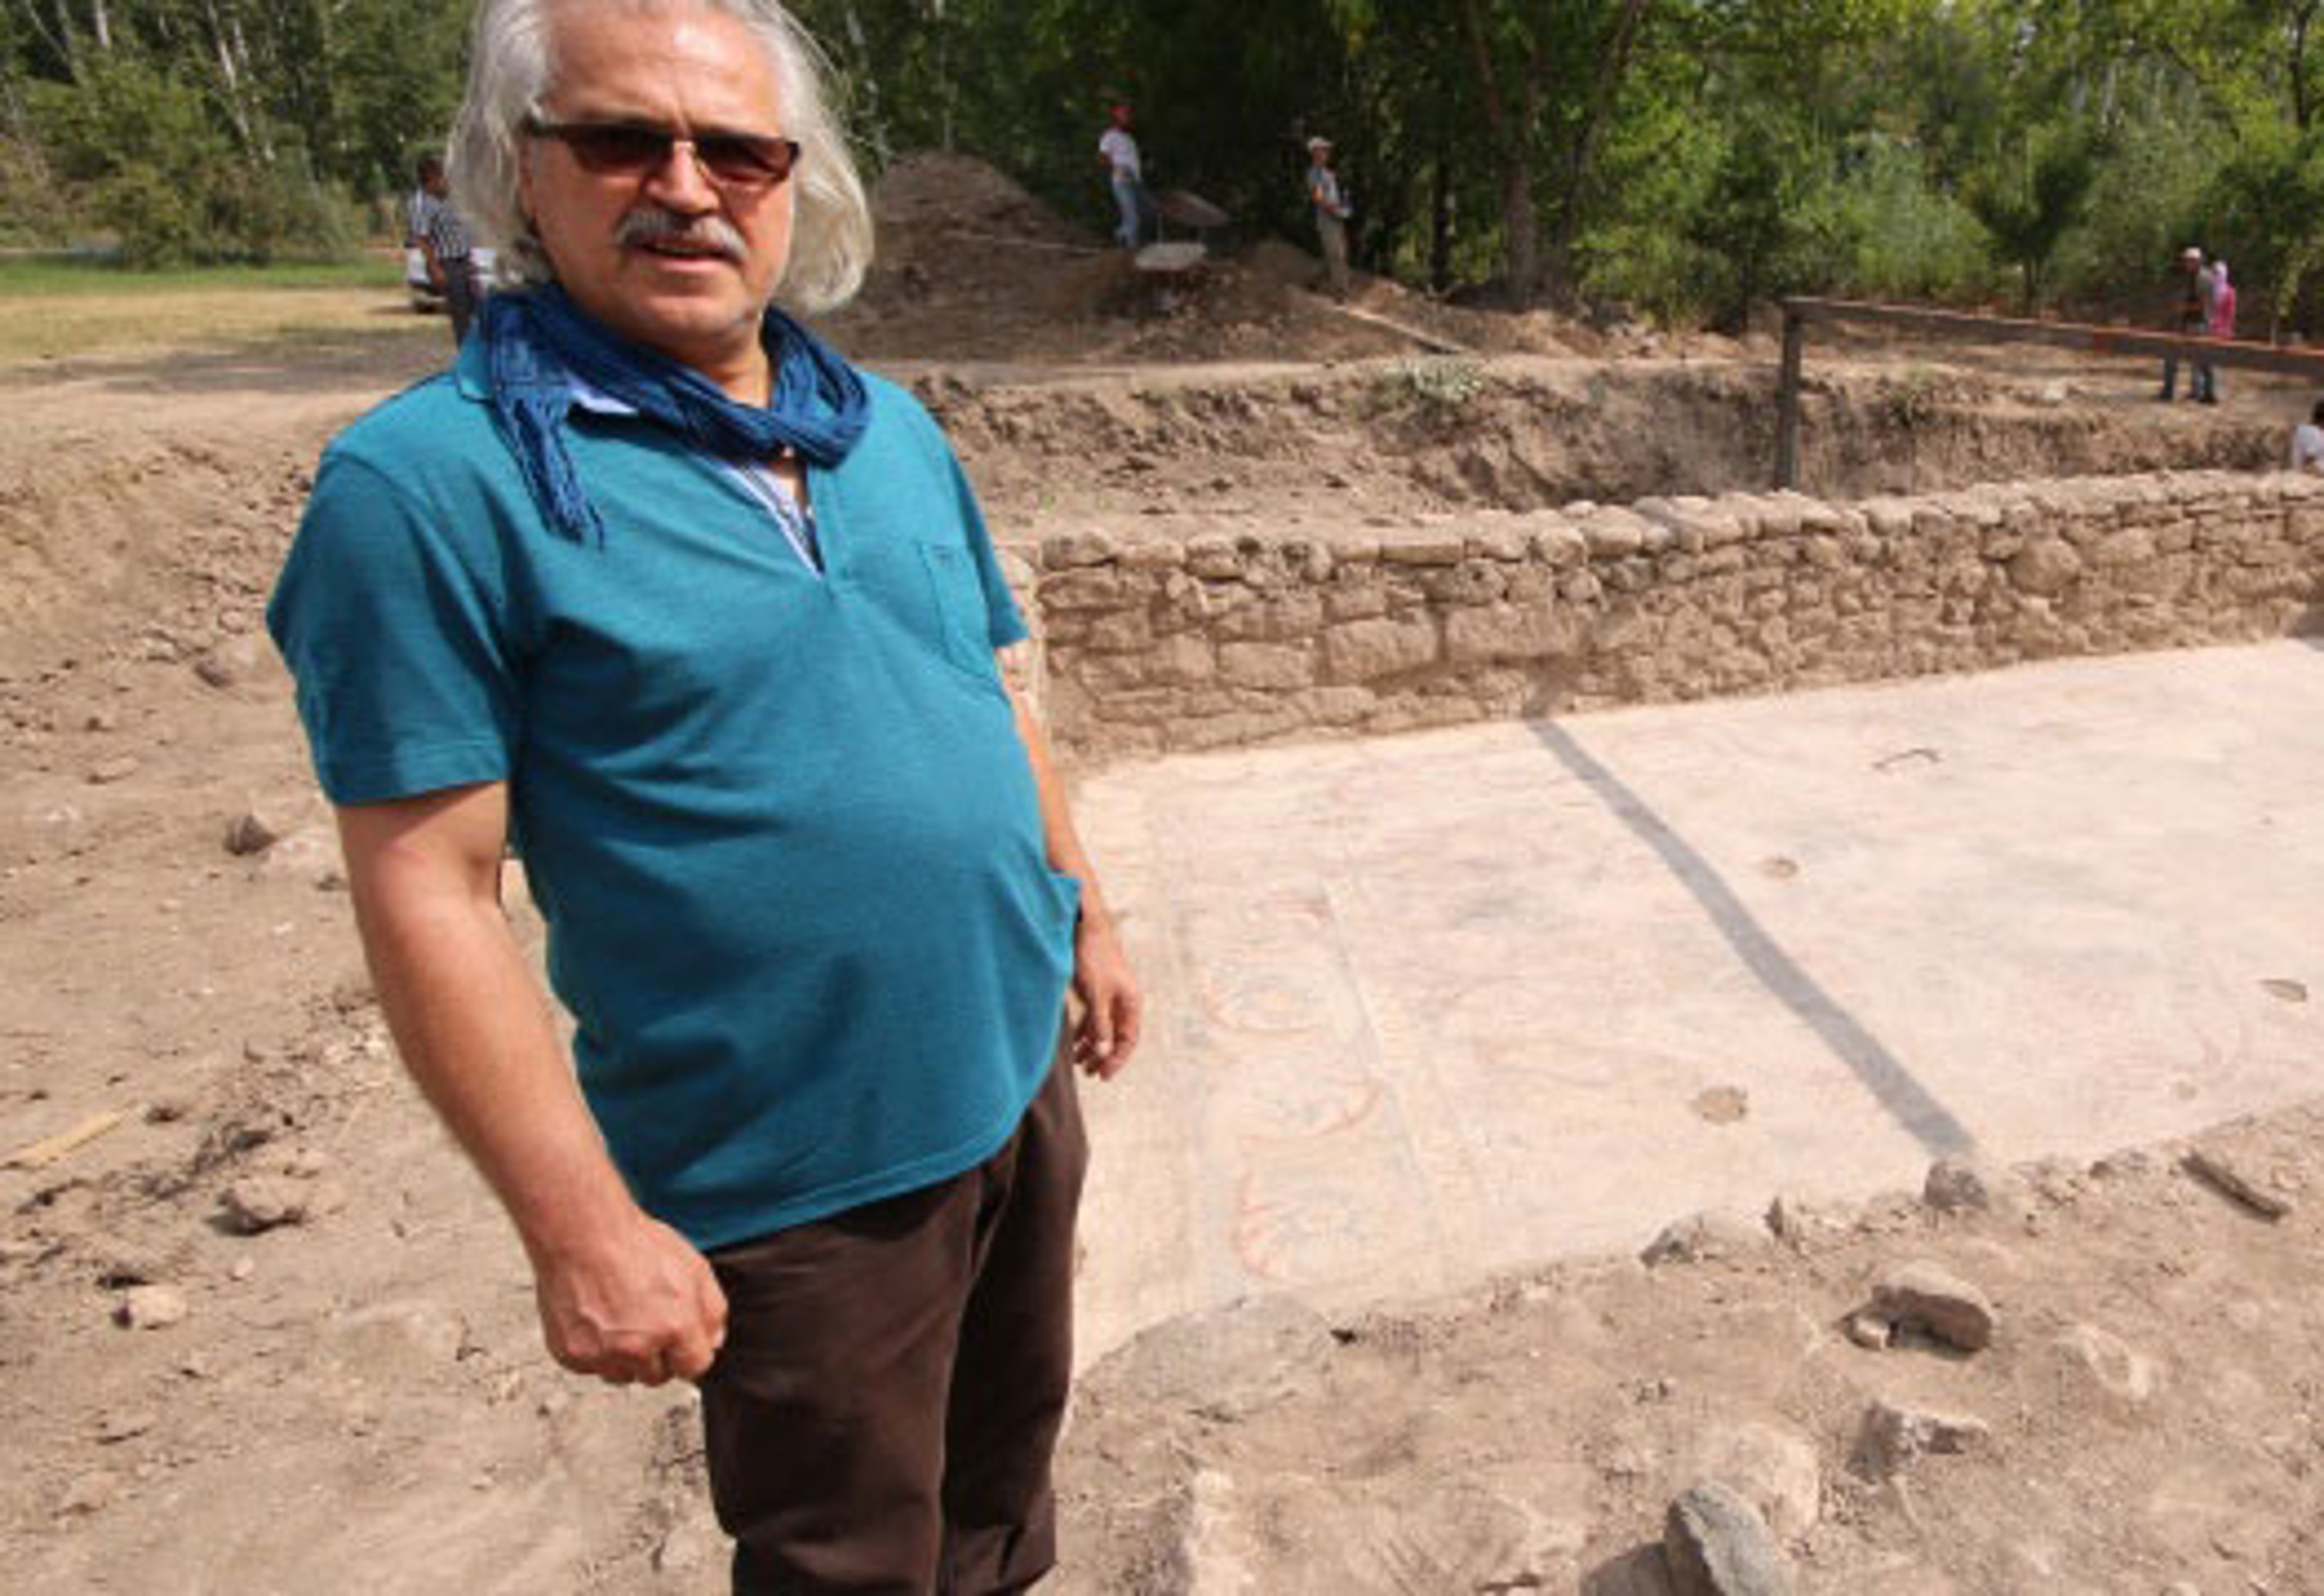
[{"xmin": 2, "ymin": 153, "xmax": 2320, "ymax": 1593}]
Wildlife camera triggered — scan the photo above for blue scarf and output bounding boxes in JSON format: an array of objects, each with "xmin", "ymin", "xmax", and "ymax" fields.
[{"xmin": 479, "ymin": 285, "xmax": 869, "ymax": 545}]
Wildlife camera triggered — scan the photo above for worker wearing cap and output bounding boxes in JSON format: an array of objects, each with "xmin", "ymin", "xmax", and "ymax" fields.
[
  {"xmin": 1307, "ymin": 135, "xmax": 1351, "ymax": 301},
  {"xmin": 2160, "ymin": 245, "xmax": 2212, "ymax": 402}
]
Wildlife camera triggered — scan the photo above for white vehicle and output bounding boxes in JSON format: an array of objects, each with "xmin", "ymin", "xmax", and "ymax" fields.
[{"xmin": 404, "ymin": 245, "xmax": 497, "ymax": 312}]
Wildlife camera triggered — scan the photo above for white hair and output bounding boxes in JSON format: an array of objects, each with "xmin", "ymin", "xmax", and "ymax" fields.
[{"xmin": 447, "ymin": 0, "xmax": 871, "ymax": 312}]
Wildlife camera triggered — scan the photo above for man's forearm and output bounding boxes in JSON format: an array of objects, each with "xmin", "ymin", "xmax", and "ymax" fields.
[{"xmin": 349, "ymin": 863, "xmax": 639, "ymax": 1263}]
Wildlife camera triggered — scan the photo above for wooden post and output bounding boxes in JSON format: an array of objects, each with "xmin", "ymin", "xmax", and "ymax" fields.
[{"xmin": 1776, "ymin": 306, "xmax": 1805, "ymax": 489}]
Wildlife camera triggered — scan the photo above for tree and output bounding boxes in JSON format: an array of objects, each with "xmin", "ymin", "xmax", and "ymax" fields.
[{"xmin": 1966, "ymin": 122, "xmax": 2098, "ymax": 309}]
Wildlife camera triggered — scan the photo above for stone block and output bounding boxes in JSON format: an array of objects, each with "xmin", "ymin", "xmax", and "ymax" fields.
[
  {"xmin": 1325, "ymin": 582, "xmax": 1388, "ymax": 622},
  {"xmin": 1421, "ymin": 561, "xmax": 1508, "ymax": 606},
  {"xmin": 1443, "ymin": 603, "xmax": 1580, "ymax": 665},
  {"xmin": 1322, "ymin": 616, "xmax": 1439, "ymax": 682},
  {"xmin": 1292, "ymin": 686, "xmax": 1376, "ymax": 725},
  {"xmin": 1150, "ymin": 633, "xmax": 1219, "ymax": 685},
  {"xmin": 1084, "ymin": 608, "xmax": 1153, "ymax": 652},
  {"xmin": 1216, "ymin": 641, "xmax": 1317, "ymax": 691},
  {"xmin": 1580, "ymin": 507, "xmax": 1657, "ymax": 557},
  {"xmin": 2007, "ymin": 537, "xmax": 2081, "ymax": 597},
  {"xmin": 1041, "ymin": 529, "xmax": 1118, "ymax": 569},
  {"xmin": 2085, "ymin": 526, "xmax": 2157, "ymax": 569},
  {"xmin": 1119, "ymin": 539, "xmax": 1187, "ymax": 570},
  {"xmin": 1041, "ymin": 569, "xmax": 1140, "ymax": 611},
  {"xmin": 1378, "ymin": 534, "xmax": 1467, "ymax": 566},
  {"xmin": 1469, "ymin": 524, "xmax": 1531, "ymax": 562},
  {"xmin": 1530, "ymin": 520, "xmax": 1588, "ymax": 567},
  {"xmin": 1186, "ymin": 534, "xmax": 1243, "ymax": 579}
]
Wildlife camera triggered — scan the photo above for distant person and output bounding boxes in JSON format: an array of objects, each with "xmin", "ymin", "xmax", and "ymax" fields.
[
  {"xmin": 2199, "ymin": 258, "xmax": 2238, "ymax": 405},
  {"xmin": 412, "ymin": 152, "xmax": 484, "ymax": 348},
  {"xmin": 2159, "ymin": 244, "xmax": 2209, "ymax": 402},
  {"xmin": 2291, "ymin": 399, "xmax": 2324, "ymax": 473},
  {"xmin": 1097, "ymin": 101, "xmax": 1148, "ymax": 250},
  {"xmin": 1306, "ymin": 135, "xmax": 1351, "ymax": 301}
]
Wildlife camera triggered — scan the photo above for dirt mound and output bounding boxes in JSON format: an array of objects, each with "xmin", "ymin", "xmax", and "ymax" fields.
[
  {"xmin": 826, "ymin": 149, "xmax": 1589, "ymax": 367},
  {"xmin": 0, "ymin": 422, "xmax": 320, "ymax": 677},
  {"xmin": 868, "ymin": 149, "xmax": 1084, "ymax": 244}
]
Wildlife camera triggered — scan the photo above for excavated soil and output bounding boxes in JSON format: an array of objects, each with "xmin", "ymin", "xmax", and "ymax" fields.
[{"xmin": 1, "ymin": 151, "xmax": 2318, "ymax": 1592}]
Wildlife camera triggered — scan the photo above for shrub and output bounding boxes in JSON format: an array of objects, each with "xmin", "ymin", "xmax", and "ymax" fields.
[
  {"xmin": 1829, "ymin": 134, "xmax": 1996, "ymax": 304},
  {"xmin": 29, "ymin": 58, "xmax": 360, "ymax": 266}
]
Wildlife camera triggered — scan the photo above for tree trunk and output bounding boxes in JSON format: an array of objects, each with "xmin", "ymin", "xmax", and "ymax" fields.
[
  {"xmin": 16, "ymin": 0, "xmax": 78, "ymax": 81},
  {"xmin": 1498, "ymin": 155, "xmax": 1540, "ymax": 300},
  {"xmin": 1544, "ymin": 0, "xmax": 1652, "ymax": 302},
  {"xmin": 838, "ymin": 3, "xmax": 888, "ymax": 156},
  {"xmin": 1, "ymin": 69, "xmax": 53, "ymax": 182},
  {"xmin": 1429, "ymin": 144, "xmax": 1452, "ymax": 296},
  {"xmin": 2293, "ymin": 2, "xmax": 2317, "ymax": 133},
  {"xmin": 1457, "ymin": 0, "xmax": 1542, "ymax": 301}
]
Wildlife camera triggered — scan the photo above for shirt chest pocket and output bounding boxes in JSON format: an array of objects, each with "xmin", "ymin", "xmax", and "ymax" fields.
[{"xmin": 854, "ymin": 538, "xmax": 1002, "ymax": 690}]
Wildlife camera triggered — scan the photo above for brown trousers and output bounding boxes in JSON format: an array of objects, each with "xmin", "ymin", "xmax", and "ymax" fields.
[{"xmin": 699, "ymin": 1055, "xmax": 1086, "ymax": 1595}]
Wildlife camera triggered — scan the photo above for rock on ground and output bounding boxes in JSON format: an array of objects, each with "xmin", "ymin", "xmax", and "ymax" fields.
[{"xmin": 1663, "ymin": 1482, "xmax": 1792, "ymax": 1596}]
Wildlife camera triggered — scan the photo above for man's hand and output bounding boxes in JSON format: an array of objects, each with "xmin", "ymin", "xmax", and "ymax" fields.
[
  {"xmin": 532, "ymin": 1211, "xmax": 729, "ymax": 1387},
  {"xmin": 1071, "ymin": 912, "xmax": 1142, "ymax": 1080}
]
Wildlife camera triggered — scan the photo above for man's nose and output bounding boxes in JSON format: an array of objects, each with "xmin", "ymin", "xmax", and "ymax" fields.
[{"xmin": 643, "ymin": 139, "xmax": 720, "ymax": 213}]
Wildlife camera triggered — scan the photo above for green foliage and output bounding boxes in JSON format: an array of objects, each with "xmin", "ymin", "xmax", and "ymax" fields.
[
  {"xmin": 28, "ymin": 57, "xmax": 357, "ymax": 265},
  {"xmin": 1827, "ymin": 136, "xmax": 1996, "ymax": 303},
  {"xmin": 2050, "ymin": 100, "xmax": 2217, "ymax": 315},
  {"xmin": 0, "ymin": 134, "xmax": 72, "ymax": 245},
  {"xmin": 2206, "ymin": 123, "xmax": 2324, "ymax": 334},
  {"xmin": 8, "ymin": 0, "xmax": 2324, "ymax": 334},
  {"xmin": 1683, "ymin": 106, "xmax": 1841, "ymax": 330},
  {"xmin": 0, "ymin": 255, "xmax": 399, "ymax": 294},
  {"xmin": 1574, "ymin": 105, "xmax": 1721, "ymax": 322},
  {"xmin": 1965, "ymin": 123, "xmax": 2099, "ymax": 310},
  {"xmin": 1384, "ymin": 354, "xmax": 1486, "ymax": 414}
]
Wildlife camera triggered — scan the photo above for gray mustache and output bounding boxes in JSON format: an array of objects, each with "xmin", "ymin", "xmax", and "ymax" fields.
[{"xmin": 617, "ymin": 208, "xmax": 748, "ymax": 262}]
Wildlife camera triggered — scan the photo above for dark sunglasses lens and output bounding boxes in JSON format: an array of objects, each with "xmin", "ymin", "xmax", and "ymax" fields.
[
  {"xmin": 698, "ymin": 136, "xmax": 799, "ymax": 186},
  {"xmin": 564, "ymin": 124, "xmax": 673, "ymax": 173}
]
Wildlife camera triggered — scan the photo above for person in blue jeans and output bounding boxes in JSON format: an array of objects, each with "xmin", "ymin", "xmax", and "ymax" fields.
[
  {"xmin": 2160, "ymin": 245, "xmax": 2212, "ymax": 402},
  {"xmin": 269, "ymin": 2, "xmax": 1142, "ymax": 1590},
  {"xmin": 1097, "ymin": 100, "xmax": 1148, "ymax": 249}
]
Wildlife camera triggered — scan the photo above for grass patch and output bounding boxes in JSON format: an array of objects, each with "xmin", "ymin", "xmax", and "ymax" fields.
[
  {"xmin": 0, "ymin": 254, "xmax": 402, "ymax": 297},
  {"xmin": 0, "ymin": 252, "xmax": 428, "ymax": 365}
]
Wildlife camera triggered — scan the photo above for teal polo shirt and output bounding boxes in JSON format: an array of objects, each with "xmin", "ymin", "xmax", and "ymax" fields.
[{"xmin": 268, "ymin": 341, "xmax": 1078, "ymax": 1250}]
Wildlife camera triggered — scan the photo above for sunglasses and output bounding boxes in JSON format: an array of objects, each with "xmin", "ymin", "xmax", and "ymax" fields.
[{"xmin": 525, "ymin": 118, "xmax": 802, "ymax": 191}]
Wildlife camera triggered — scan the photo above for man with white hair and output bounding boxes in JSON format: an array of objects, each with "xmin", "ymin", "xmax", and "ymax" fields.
[{"xmin": 267, "ymin": 1, "xmax": 1141, "ymax": 1589}]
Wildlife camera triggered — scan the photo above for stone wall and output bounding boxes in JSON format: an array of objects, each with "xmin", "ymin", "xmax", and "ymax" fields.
[{"xmin": 1006, "ymin": 471, "xmax": 2324, "ymax": 762}]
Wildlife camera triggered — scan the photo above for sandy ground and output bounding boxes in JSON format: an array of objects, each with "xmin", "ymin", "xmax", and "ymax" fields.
[{"xmin": 3, "ymin": 153, "xmax": 2320, "ymax": 1592}]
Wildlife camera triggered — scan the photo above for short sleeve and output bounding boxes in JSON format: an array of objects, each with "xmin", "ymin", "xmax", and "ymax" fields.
[
  {"xmin": 267, "ymin": 449, "xmax": 522, "ymax": 806},
  {"xmin": 940, "ymin": 447, "xmax": 1027, "ymax": 651}
]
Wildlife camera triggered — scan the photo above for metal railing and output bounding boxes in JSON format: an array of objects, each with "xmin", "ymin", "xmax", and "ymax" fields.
[{"xmin": 1774, "ymin": 296, "xmax": 2324, "ymax": 488}]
